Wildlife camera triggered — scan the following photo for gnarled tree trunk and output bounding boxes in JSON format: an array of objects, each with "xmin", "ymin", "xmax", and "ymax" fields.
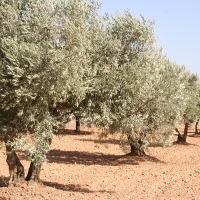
[
  {"xmin": 127, "ymin": 135, "xmax": 145, "ymax": 156},
  {"xmin": 4, "ymin": 136, "xmax": 25, "ymax": 186},
  {"xmin": 4, "ymin": 136, "xmax": 46, "ymax": 186},
  {"xmin": 176, "ymin": 123, "xmax": 188, "ymax": 143},
  {"xmin": 129, "ymin": 143, "xmax": 145, "ymax": 156},
  {"xmin": 26, "ymin": 162, "xmax": 42, "ymax": 184},
  {"xmin": 6, "ymin": 150, "xmax": 25, "ymax": 186}
]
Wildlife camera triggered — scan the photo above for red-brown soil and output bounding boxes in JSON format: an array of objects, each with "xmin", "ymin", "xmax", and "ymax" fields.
[{"xmin": 1, "ymin": 123, "xmax": 200, "ymax": 200}]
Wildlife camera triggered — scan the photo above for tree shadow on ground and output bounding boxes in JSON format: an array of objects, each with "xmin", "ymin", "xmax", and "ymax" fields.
[
  {"xmin": 176, "ymin": 129, "xmax": 195, "ymax": 134},
  {"xmin": 188, "ymin": 134, "xmax": 200, "ymax": 138},
  {"xmin": 173, "ymin": 141, "xmax": 198, "ymax": 146},
  {"xmin": 0, "ymin": 176, "xmax": 9, "ymax": 187},
  {"xmin": 55, "ymin": 129, "xmax": 92, "ymax": 136},
  {"xmin": 47, "ymin": 150, "xmax": 164, "ymax": 166},
  {"xmin": 42, "ymin": 181, "xmax": 112, "ymax": 193},
  {"xmin": 76, "ymin": 138, "xmax": 120, "ymax": 145}
]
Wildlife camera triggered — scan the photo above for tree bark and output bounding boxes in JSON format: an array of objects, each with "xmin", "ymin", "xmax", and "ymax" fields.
[
  {"xmin": 75, "ymin": 115, "xmax": 81, "ymax": 133},
  {"xmin": 129, "ymin": 143, "xmax": 145, "ymax": 156},
  {"xmin": 127, "ymin": 135, "xmax": 145, "ymax": 156},
  {"xmin": 6, "ymin": 150, "xmax": 25, "ymax": 186},
  {"xmin": 176, "ymin": 123, "xmax": 188, "ymax": 143},
  {"xmin": 195, "ymin": 119, "xmax": 199, "ymax": 134},
  {"xmin": 183, "ymin": 122, "xmax": 189, "ymax": 141},
  {"xmin": 4, "ymin": 135, "xmax": 25, "ymax": 186},
  {"xmin": 25, "ymin": 137, "xmax": 51, "ymax": 184},
  {"xmin": 25, "ymin": 162, "xmax": 42, "ymax": 184}
]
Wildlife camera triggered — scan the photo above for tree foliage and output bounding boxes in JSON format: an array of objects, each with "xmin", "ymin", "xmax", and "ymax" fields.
[
  {"xmin": 176, "ymin": 72, "xmax": 200, "ymax": 142},
  {"xmin": 0, "ymin": 0, "xmax": 200, "ymax": 185},
  {"xmin": 0, "ymin": 0, "xmax": 69, "ymax": 184},
  {"xmin": 82, "ymin": 11, "xmax": 190, "ymax": 154}
]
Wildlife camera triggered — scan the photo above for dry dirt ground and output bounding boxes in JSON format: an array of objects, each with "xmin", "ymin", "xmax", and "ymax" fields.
[{"xmin": 1, "ymin": 122, "xmax": 200, "ymax": 200}]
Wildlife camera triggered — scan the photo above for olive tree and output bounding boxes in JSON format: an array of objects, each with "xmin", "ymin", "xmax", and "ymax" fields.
[
  {"xmin": 83, "ymin": 11, "xmax": 187, "ymax": 155},
  {"xmin": 176, "ymin": 73, "xmax": 200, "ymax": 143},
  {"xmin": 0, "ymin": 0, "xmax": 110, "ymax": 185},
  {"xmin": 53, "ymin": 0, "xmax": 111, "ymax": 132},
  {"xmin": 0, "ymin": 0, "xmax": 68, "ymax": 185}
]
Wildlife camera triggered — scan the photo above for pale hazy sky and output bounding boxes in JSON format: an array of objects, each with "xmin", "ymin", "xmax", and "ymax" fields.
[{"xmin": 99, "ymin": 0, "xmax": 200, "ymax": 76}]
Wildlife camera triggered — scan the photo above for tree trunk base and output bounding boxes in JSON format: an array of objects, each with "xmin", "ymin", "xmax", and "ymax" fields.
[
  {"xmin": 176, "ymin": 133, "xmax": 187, "ymax": 143},
  {"xmin": 25, "ymin": 162, "xmax": 42, "ymax": 184},
  {"xmin": 195, "ymin": 120, "xmax": 199, "ymax": 134},
  {"xmin": 128, "ymin": 145, "xmax": 145, "ymax": 156},
  {"xmin": 76, "ymin": 116, "xmax": 81, "ymax": 133},
  {"xmin": 26, "ymin": 180, "xmax": 43, "ymax": 187},
  {"xmin": 175, "ymin": 126, "xmax": 187, "ymax": 144},
  {"xmin": 6, "ymin": 151, "xmax": 25, "ymax": 186}
]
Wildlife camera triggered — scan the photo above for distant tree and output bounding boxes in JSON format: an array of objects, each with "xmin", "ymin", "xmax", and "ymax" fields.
[
  {"xmin": 195, "ymin": 119, "xmax": 199, "ymax": 134},
  {"xmin": 176, "ymin": 73, "xmax": 200, "ymax": 143},
  {"xmin": 51, "ymin": 0, "xmax": 104, "ymax": 132}
]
